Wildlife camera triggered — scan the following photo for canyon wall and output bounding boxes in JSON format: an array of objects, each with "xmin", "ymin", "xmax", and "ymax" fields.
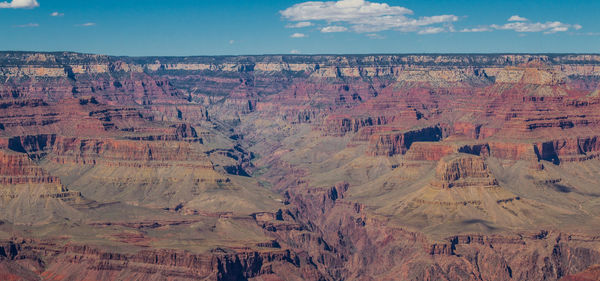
[{"xmin": 0, "ymin": 52, "xmax": 599, "ymax": 280}]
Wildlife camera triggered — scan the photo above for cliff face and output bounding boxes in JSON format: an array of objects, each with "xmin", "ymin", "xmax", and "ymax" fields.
[
  {"xmin": 268, "ymin": 182, "xmax": 600, "ymax": 281},
  {"xmin": 0, "ymin": 239, "xmax": 324, "ymax": 281},
  {"xmin": 0, "ymin": 52, "xmax": 600, "ymax": 280},
  {"xmin": 367, "ymin": 126, "xmax": 444, "ymax": 156}
]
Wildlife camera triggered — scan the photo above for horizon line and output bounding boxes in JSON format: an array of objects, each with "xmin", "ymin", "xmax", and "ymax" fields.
[{"xmin": 1, "ymin": 50, "xmax": 599, "ymax": 58}]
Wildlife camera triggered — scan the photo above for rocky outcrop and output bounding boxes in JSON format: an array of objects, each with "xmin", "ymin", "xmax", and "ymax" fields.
[
  {"xmin": 367, "ymin": 126, "xmax": 444, "ymax": 156},
  {"xmin": 0, "ymin": 150, "xmax": 59, "ymax": 186},
  {"xmin": 489, "ymin": 141, "xmax": 539, "ymax": 161},
  {"xmin": 0, "ymin": 149, "xmax": 79, "ymax": 201},
  {"xmin": 560, "ymin": 265, "xmax": 600, "ymax": 281},
  {"xmin": 431, "ymin": 154, "xmax": 498, "ymax": 189},
  {"xmin": 49, "ymin": 138, "xmax": 212, "ymax": 167},
  {"xmin": 322, "ymin": 115, "xmax": 393, "ymax": 136},
  {"xmin": 270, "ymin": 181, "xmax": 600, "ymax": 281},
  {"xmin": 405, "ymin": 142, "xmax": 459, "ymax": 161},
  {"xmin": 534, "ymin": 136, "xmax": 600, "ymax": 163},
  {"xmin": 0, "ymin": 239, "xmax": 324, "ymax": 281}
]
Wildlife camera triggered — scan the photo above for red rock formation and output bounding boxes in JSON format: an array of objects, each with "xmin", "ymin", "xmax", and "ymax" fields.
[
  {"xmin": 322, "ymin": 115, "xmax": 393, "ymax": 136},
  {"xmin": 488, "ymin": 141, "xmax": 539, "ymax": 161},
  {"xmin": 0, "ymin": 150, "xmax": 59, "ymax": 186},
  {"xmin": 560, "ymin": 265, "xmax": 600, "ymax": 281},
  {"xmin": 274, "ymin": 181, "xmax": 600, "ymax": 281},
  {"xmin": 48, "ymin": 138, "xmax": 212, "ymax": 167},
  {"xmin": 436, "ymin": 153, "xmax": 491, "ymax": 184},
  {"xmin": 432, "ymin": 154, "xmax": 498, "ymax": 189},
  {"xmin": 1, "ymin": 52, "xmax": 600, "ymax": 280},
  {"xmin": 0, "ymin": 149, "xmax": 80, "ymax": 201},
  {"xmin": 0, "ymin": 239, "xmax": 324, "ymax": 281},
  {"xmin": 405, "ymin": 142, "xmax": 457, "ymax": 161},
  {"xmin": 367, "ymin": 126, "xmax": 444, "ymax": 156},
  {"xmin": 534, "ymin": 136, "xmax": 600, "ymax": 163}
]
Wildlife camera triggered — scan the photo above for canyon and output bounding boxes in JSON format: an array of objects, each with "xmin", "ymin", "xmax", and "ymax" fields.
[{"xmin": 0, "ymin": 52, "xmax": 599, "ymax": 280}]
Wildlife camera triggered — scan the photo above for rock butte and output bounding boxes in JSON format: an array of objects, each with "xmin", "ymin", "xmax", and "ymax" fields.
[{"xmin": 0, "ymin": 52, "xmax": 599, "ymax": 280}]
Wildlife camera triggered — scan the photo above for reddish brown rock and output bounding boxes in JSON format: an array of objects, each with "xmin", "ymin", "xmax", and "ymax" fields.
[
  {"xmin": 488, "ymin": 141, "xmax": 539, "ymax": 161},
  {"xmin": 405, "ymin": 142, "xmax": 457, "ymax": 161},
  {"xmin": 432, "ymin": 154, "xmax": 498, "ymax": 189},
  {"xmin": 560, "ymin": 265, "xmax": 600, "ymax": 281},
  {"xmin": 1, "ymin": 52, "xmax": 600, "ymax": 281},
  {"xmin": 367, "ymin": 126, "xmax": 444, "ymax": 156}
]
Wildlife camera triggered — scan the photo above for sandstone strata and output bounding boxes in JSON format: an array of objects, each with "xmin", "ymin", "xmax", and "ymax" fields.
[{"xmin": 0, "ymin": 52, "xmax": 599, "ymax": 280}]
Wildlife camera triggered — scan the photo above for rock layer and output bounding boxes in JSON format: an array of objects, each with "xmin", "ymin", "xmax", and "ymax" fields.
[{"xmin": 0, "ymin": 52, "xmax": 599, "ymax": 280}]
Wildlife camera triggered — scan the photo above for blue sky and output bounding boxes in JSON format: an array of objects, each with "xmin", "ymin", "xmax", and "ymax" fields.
[{"xmin": 0, "ymin": 0, "xmax": 598, "ymax": 56}]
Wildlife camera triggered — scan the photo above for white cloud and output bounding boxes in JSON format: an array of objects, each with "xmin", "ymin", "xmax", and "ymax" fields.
[
  {"xmin": 492, "ymin": 20, "xmax": 580, "ymax": 34},
  {"xmin": 13, "ymin": 22, "xmax": 38, "ymax": 27},
  {"xmin": 286, "ymin": 21, "xmax": 313, "ymax": 28},
  {"xmin": 281, "ymin": 0, "xmax": 412, "ymax": 22},
  {"xmin": 418, "ymin": 27, "xmax": 444, "ymax": 34},
  {"xmin": 351, "ymin": 14, "xmax": 458, "ymax": 32},
  {"xmin": 282, "ymin": 1, "xmax": 580, "ymax": 36},
  {"xmin": 458, "ymin": 16, "xmax": 582, "ymax": 35},
  {"xmin": 77, "ymin": 22, "xmax": 96, "ymax": 27},
  {"xmin": 0, "ymin": 0, "xmax": 38, "ymax": 8},
  {"xmin": 321, "ymin": 25, "xmax": 348, "ymax": 33},
  {"xmin": 290, "ymin": 49, "xmax": 301, "ymax": 54},
  {"xmin": 460, "ymin": 27, "xmax": 491, "ymax": 32},
  {"xmin": 51, "ymin": 11, "xmax": 64, "ymax": 17},
  {"xmin": 229, "ymin": 40, "xmax": 235, "ymax": 44},
  {"xmin": 291, "ymin": 33, "xmax": 307, "ymax": 38},
  {"xmin": 508, "ymin": 15, "xmax": 527, "ymax": 22},
  {"xmin": 281, "ymin": 0, "xmax": 457, "ymax": 34}
]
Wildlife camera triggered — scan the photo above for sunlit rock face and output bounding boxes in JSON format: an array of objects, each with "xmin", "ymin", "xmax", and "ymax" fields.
[{"xmin": 0, "ymin": 52, "xmax": 599, "ymax": 280}]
